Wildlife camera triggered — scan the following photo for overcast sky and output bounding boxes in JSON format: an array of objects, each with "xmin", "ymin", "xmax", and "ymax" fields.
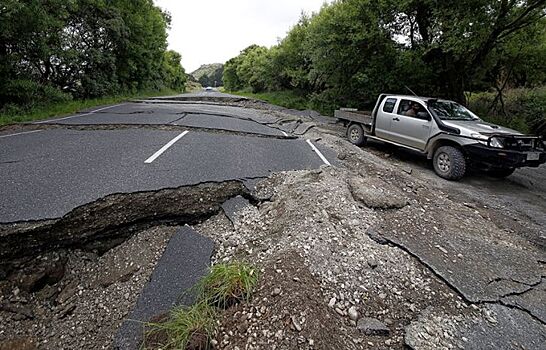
[{"xmin": 153, "ymin": 0, "xmax": 329, "ymax": 72}]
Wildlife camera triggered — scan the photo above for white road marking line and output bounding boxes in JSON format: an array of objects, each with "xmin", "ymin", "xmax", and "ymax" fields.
[
  {"xmin": 0, "ymin": 130, "xmax": 43, "ymax": 139},
  {"xmin": 144, "ymin": 131, "xmax": 189, "ymax": 164},
  {"xmin": 281, "ymin": 131, "xmax": 288, "ymax": 136},
  {"xmin": 33, "ymin": 103, "xmax": 126, "ymax": 124},
  {"xmin": 306, "ymin": 139, "xmax": 331, "ymax": 166}
]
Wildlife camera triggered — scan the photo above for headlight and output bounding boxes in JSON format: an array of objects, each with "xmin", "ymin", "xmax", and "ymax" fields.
[
  {"xmin": 489, "ymin": 137, "xmax": 504, "ymax": 148},
  {"xmin": 471, "ymin": 133, "xmax": 504, "ymax": 148}
]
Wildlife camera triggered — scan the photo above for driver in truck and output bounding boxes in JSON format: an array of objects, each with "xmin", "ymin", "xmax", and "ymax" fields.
[{"xmin": 405, "ymin": 102, "xmax": 421, "ymax": 117}]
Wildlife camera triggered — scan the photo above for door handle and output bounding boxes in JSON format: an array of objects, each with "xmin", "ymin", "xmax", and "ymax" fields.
[
  {"xmin": 422, "ymin": 125, "xmax": 430, "ymax": 128},
  {"xmin": 393, "ymin": 117, "xmax": 400, "ymax": 121}
]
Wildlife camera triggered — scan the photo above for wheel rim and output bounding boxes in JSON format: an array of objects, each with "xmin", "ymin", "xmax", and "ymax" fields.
[
  {"xmin": 437, "ymin": 153, "xmax": 451, "ymax": 172},
  {"xmin": 350, "ymin": 128, "xmax": 360, "ymax": 141}
]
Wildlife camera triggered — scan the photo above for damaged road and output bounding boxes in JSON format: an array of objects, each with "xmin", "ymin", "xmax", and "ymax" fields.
[
  {"xmin": 1, "ymin": 92, "xmax": 545, "ymax": 349},
  {"xmin": 0, "ymin": 124, "xmax": 333, "ymax": 223},
  {"xmin": 0, "ymin": 92, "xmax": 337, "ymax": 349}
]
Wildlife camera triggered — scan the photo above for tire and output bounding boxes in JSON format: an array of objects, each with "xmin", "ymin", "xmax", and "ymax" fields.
[
  {"xmin": 486, "ymin": 168, "xmax": 515, "ymax": 178},
  {"xmin": 347, "ymin": 124, "xmax": 367, "ymax": 146},
  {"xmin": 433, "ymin": 146, "xmax": 466, "ymax": 180}
]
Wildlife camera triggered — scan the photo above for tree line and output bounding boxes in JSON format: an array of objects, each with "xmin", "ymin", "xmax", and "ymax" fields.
[
  {"xmin": 0, "ymin": 0, "xmax": 186, "ymax": 113},
  {"xmin": 223, "ymin": 0, "xmax": 546, "ymax": 133}
]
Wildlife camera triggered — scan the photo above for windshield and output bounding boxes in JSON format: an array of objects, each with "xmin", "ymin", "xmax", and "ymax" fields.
[{"xmin": 427, "ymin": 101, "xmax": 479, "ymax": 121}]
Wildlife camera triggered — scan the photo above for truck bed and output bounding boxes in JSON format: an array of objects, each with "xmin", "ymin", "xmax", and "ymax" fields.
[{"xmin": 334, "ymin": 109, "xmax": 373, "ymax": 128}]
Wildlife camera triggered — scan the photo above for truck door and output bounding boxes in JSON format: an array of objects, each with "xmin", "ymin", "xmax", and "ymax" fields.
[
  {"xmin": 374, "ymin": 97, "xmax": 398, "ymax": 139},
  {"xmin": 388, "ymin": 99, "xmax": 432, "ymax": 150}
]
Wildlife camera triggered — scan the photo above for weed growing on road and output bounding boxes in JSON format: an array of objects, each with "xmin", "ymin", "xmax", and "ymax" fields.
[
  {"xmin": 199, "ymin": 262, "xmax": 259, "ymax": 309},
  {"xmin": 143, "ymin": 301, "xmax": 216, "ymax": 350},
  {"xmin": 144, "ymin": 262, "xmax": 258, "ymax": 349}
]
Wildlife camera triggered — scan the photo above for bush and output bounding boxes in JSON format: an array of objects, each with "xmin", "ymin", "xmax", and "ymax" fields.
[
  {"xmin": 0, "ymin": 80, "xmax": 71, "ymax": 111},
  {"xmin": 232, "ymin": 90, "xmax": 310, "ymax": 111},
  {"xmin": 468, "ymin": 86, "xmax": 546, "ymax": 136}
]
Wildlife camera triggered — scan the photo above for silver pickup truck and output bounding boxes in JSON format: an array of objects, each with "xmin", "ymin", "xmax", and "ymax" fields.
[{"xmin": 336, "ymin": 94, "xmax": 546, "ymax": 180}]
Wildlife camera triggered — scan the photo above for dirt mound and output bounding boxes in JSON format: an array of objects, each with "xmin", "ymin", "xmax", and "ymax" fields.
[{"xmin": 217, "ymin": 251, "xmax": 352, "ymax": 349}]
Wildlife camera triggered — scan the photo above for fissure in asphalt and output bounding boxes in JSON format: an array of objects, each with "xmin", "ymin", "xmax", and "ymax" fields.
[{"xmin": 0, "ymin": 180, "xmax": 251, "ymax": 282}]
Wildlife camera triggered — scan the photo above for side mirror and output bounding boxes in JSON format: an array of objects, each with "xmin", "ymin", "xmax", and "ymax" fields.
[{"xmin": 417, "ymin": 111, "xmax": 431, "ymax": 120}]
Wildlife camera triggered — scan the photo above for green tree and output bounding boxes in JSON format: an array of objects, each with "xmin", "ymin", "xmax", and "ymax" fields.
[
  {"xmin": 303, "ymin": 0, "xmax": 400, "ymax": 111},
  {"xmin": 162, "ymin": 50, "xmax": 187, "ymax": 92},
  {"xmin": 271, "ymin": 14, "xmax": 313, "ymax": 92},
  {"xmin": 0, "ymin": 0, "xmax": 186, "ymax": 112},
  {"xmin": 382, "ymin": 0, "xmax": 546, "ymax": 102}
]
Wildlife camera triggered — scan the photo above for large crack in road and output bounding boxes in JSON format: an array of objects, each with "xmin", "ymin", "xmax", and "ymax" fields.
[{"xmin": 0, "ymin": 181, "xmax": 248, "ymax": 278}]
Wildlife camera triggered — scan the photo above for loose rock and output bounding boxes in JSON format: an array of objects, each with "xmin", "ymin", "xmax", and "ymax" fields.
[{"xmin": 357, "ymin": 317, "xmax": 390, "ymax": 336}]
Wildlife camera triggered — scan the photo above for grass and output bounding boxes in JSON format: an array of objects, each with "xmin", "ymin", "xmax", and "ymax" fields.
[
  {"xmin": 229, "ymin": 89, "xmax": 310, "ymax": 111},
  {"xmin": 143, "ymin": 302, "xmax": 216, "ymax": 350},
  {"xmin": 0, "ymin": 89, "xmax": 180, "ymax": 126},
  {"xmin": 198, "ymin": 261, "xmax": 258, "ymax": 308},
  {"xmin": 144, "ymin": 262, "xmax": 258, "ymax": 350}
]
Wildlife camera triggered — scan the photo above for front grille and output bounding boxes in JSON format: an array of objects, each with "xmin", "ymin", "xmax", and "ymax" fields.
[{"xmin": 498, "ymin": 136, "xmax": 542, "ymax": 151}]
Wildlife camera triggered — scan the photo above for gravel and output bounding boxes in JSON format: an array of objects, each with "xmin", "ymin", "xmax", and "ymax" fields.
[{"xmin": 0, "ymin": 226, "xmax": 176, "ymax": 349}]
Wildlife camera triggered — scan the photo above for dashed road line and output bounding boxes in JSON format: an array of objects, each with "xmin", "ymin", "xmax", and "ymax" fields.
[
  {"xmin": 0, "ymin": 130, "xmax": 43, "ymax": 139},
  {"xmin": 144, "ymin": 131, "xmax": 189, "ymax": 164},
  {"xmin": 306, "ymin": 139, "xmax": 331, "ymax": 166},
  {"xmin": 34, "ymin": 103, "xmax": 126, "ymax": 124}
]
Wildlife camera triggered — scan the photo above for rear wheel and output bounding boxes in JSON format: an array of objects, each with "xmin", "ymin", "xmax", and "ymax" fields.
[
  {"xmin": 433, "ymin": 146, "xmax": 466, "ymax": 180},
  {"xmin": 486, "ymin": 168, "xmax": 515, "ymax": 178},
  {"xmin": 347, "ymin": 124, "xmax": 366, "ymax": 146}
]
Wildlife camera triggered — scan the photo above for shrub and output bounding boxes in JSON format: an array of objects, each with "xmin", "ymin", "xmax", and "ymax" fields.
[
  {"xmin": 468, "ymin": 86, "xmax": 546, "ymax": 136},
  {"xmin": 0, "ymin": 80, "xmax": 71, "ymax": 111}
]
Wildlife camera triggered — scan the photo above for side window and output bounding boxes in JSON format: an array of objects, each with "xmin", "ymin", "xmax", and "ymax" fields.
[
  {"xmin": 382, "ymin": 98, "xmax": 397, "ymax": 113},
  {"xmin": 398, "ymin": 99, "xmax": 429, "ymax": 120}
]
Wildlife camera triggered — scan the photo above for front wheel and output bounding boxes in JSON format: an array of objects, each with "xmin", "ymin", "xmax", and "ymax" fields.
[
  {"xmin": 486, "ymin": 168, "xmax": 515, "ymax": 178},
  {"xmin": 433, "ymin": 146, "xmax": 466, "ymax": 180},
  {"xmin": 347, "ymin": 124, "xmax": 367, "ymax": 146}
]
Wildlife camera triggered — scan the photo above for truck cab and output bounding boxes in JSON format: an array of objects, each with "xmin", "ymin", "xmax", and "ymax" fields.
[
  {"xmin": 374, "ymin": 97, "xmax": 433, "ymax": 150},
  {"xmin": 335, "ymin": 94, "xmax": 546, "ymax": 180}
]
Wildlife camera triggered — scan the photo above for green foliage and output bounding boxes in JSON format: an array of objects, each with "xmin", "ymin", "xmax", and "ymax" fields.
[
  {"xmin": 143, "ymin": 301, "xmax": 216, "ymax": 350},
  {"xmin": 191, "ymin": 63, "xmax": 224, "ymax": 87},
  {"xmin": 162, "ymin": 50, "xmax": 187, "ymax": 92},
  {"xmin": 144, "ymin": 261, "xmax": 258, "ymax": 349},
  {"xmin": 2, "ymin": 80, "xmax": 71, "ymax": 108},
  {"xmin": 0, "ymin": 0, "xmax": 187, "ymax": 118},
  {"xmin": 223, "ymin": 57, "xmax": 243, "ymax": 91},
  {"xmin": 198, "ymin": 262, "xmax": 258, "ymax": 309},
  {"xmin": 223, "ymin": 0, "xmax": 546, "ymax": 133},
  {"xmin": 223, "ymin": 45, "xmax": 269, "ymax": 92},
  {"xmin": 232, "ymin": 90, "xmax": 310, "ymax": 111},
  {"xmin": 469, "ymin": 87, "xmax": 546, "ymax": 136},
  {"xmin": 0, "ymin": 89, "xmax": 178, "ymax": 126}
]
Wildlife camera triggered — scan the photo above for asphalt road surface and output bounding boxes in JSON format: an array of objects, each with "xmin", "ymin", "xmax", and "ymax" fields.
[{"xmin": 0, "ymin": 96, "xmax": 335, "ymax": 223}]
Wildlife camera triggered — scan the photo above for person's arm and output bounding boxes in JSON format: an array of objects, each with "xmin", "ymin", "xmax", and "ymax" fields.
[{"xmin": 405, "ymin": 109, "xmax": 416, "ymax": 116}]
